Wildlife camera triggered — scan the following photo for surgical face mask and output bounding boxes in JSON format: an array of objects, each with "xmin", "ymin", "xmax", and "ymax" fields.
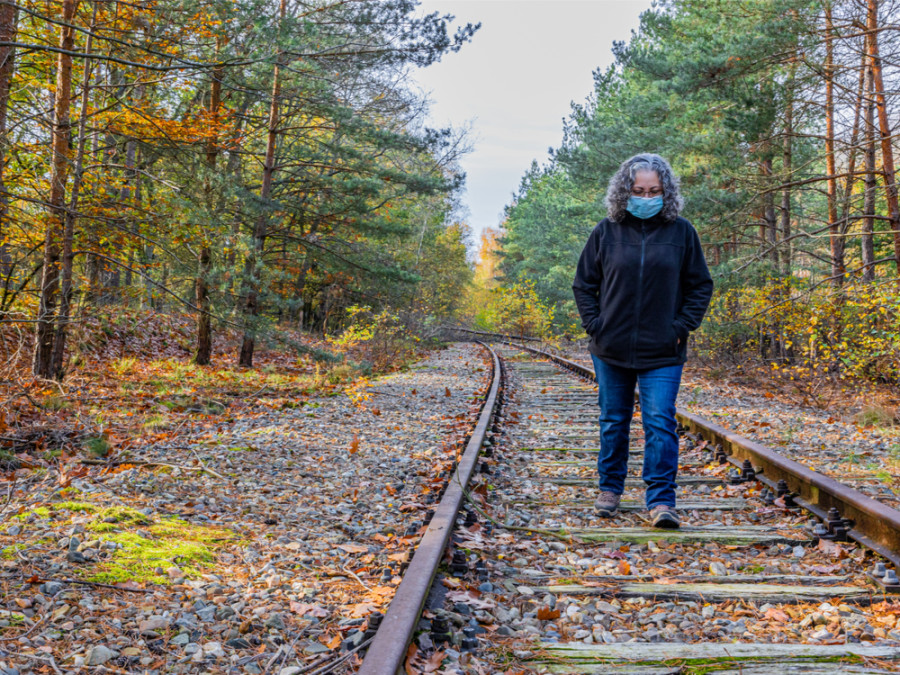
[{"xmin": 626, "ymin": 195, "xmax": 664, "ymax": 219}]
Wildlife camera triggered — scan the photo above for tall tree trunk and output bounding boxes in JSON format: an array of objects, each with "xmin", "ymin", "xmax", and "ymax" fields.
[
  {"xmin": 781, "ymin": 67, "xmax": 794, "ymax": 276},
  {"xmin": 0, "ymin": 2, "xmax": 17, "ymax": 282},
  {"xmin": 239, "ymin": 0, "xmax": 285, "ymax": 367},
  {"xmin": 50, "ymin": 1, "xmax": 97, "ymax": 380},
  {"xmin": 121, "ymin": 137, "xmax": 136, "ymax": 292},
  {"xmin": 761, "ymin": 157, "xmax": 778, "ymax": 267},
  {"xmin": 34, "ymin": 0, "xmax": 77, "ymax": 378},
  {"xmin": 825, "ymin": 4, "xmax": 844, "ymax": 284},
  {"xmin": 196, "ymin": 58, "xmax": 224, "ymax": 366},
  {"xmin": 867, "ymin": 0, "xmax": 900, "ymax": 274},
  {"xmin": 840, "ymin": 45, "xmax": 867, "ymax": 232},
  {"xmin": 863, "ymin": 55, "xmax": 877, "ymax": 282},
  {"xmin": 86, "ymin": 121, "xmax": 102, "ymax": 302}
]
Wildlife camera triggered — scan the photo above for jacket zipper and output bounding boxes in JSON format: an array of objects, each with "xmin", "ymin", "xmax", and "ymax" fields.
[{"xmin": 631, "ymin": 221, "xmax": 646, "ymax": 368}]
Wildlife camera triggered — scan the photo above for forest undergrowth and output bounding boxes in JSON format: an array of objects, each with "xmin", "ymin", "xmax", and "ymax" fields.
[{"xmin": 0, "ymin": 307, "xmax": 429, "ymax": 476}]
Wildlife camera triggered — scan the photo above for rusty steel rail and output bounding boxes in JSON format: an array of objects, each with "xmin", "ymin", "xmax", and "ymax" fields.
[
  {"xmin": 358, "ymin": 342, "xmax": 503, "ymax": 675},
  {"xmin": 502, "ymin": 339, "xmax": 900, "ymax": 569},
  {"xmin": 443, "ymin": 326, "xmax": 543, "ymax": 342}
]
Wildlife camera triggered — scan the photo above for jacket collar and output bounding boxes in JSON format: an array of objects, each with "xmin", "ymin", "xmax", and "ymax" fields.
[{"xmin": 619, "ymin": 210, "xmax": 670, "ymax": 228}]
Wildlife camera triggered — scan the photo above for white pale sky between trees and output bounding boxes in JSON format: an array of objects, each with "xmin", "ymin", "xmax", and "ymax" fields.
[{"xmin": 413, "ymin": 0, "xmax": 654, "ymax": 251}]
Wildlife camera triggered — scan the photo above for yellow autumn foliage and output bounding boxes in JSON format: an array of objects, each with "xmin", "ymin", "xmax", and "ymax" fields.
[{"xmin": 699, "ymin": 277, "xmax": 900, "ymax": 383}]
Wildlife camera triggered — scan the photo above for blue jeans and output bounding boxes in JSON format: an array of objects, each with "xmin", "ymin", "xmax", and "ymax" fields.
[{"xmin": 591, "ymin": 355, "xmax": 683, "ymax": 508}]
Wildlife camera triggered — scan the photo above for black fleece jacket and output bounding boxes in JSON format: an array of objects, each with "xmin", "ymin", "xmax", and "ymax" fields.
[{"xmin": 572, "ymin": 211, "xmax": 713, "ymax": 369}]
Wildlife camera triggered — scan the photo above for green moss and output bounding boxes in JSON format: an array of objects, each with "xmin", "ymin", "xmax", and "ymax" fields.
[
  {"xmin": 14, "ymin": 506, "xmax": 50, "ymax": 521},
  {"xmin": 1, "ymin": 543, "xmax": 28, "ymax": 560},
  {"xmin": 44, "ymin": 396, "xmax": 70, "ymax": 411},
  {"xmin": 54, "ymin": 501, "xmax": 98, "ymax": 513},
  {"xmin": 0, "ymin": 610, "xmax": 26, "ymax": 625},
  {"xmin": 142, "ymin": 414, "xmax": 170, "ymax": 430},
  {"xmin": 98, "ymin": 506, "xmax": 151, "ymax": 525},
  {"xmin": 82, "ymin": 516, "xmax": 237, "ymax": 585}
]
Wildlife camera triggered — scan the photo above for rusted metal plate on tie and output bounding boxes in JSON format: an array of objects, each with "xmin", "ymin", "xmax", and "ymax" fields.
[{"xmin": 358, "ymin": 342, "xmax": 501, "ymax": 675}]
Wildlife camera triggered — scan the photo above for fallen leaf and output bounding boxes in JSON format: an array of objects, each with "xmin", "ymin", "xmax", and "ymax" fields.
[
  {"xmin": 764, "ymin": 607, "xmax": 790, "ymax": 622},
  {"xmin": 337, "ymin": 543, "xmax": 368, "ymax": 554},
  {"xmin": 348, "ymin": 434, "xmax": 359, "ymax": 455},
  {"xmin": 537, "ymin": 607, "xmax": 560, "ymax": 620},
  {"xmin": 817, "ymin": 538, "xmax": 848, "ymax": 559},
  {"xmin": 290, "ymin": 602, "xmax": 329, "ymax": 618},
  {"xmin": 349, "ymin": 602, "xmax": 378, "ymax": 617},
  {"xmin": 444, "ymin": 387, "xmax": 451, "ymax": 397},
  {"xmin": 404, "ymin": 644, "xmax": 418, "ymax": 675},
  {"xmin": 617, "ymin": 560, "xmax": 630, "ymax": 575},
  {"xmin": 424, "ymin": 649, "xmax": 445, "ymax": 673}
]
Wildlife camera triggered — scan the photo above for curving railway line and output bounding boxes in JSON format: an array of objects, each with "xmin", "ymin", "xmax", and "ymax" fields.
[{"xmin": 355, "ymin": 338, "xmax": 900, "ymax": 674}]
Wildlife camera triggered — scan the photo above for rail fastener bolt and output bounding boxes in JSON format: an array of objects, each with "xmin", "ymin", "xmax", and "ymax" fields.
[
  {"xmin": 450, "ymin": 550, "xmax": 469, "ymax": 577},
  {"xmin": 479, "ymin": 461, "xmax": 491, "ymax": 475},
  {"xmin": 822, "ymin": 507, "xmax": 853, "ymax": 541},
  {"xmin": 775, "ymin": 479, "xmax": 799, "ymax": 508},
  {"xmin": 714, "ymin": 444, "xmax": 729, "ymax": 465},
  {"xmin": 464, "ymin": 510, "xmax": 478, "ymax": 527},
  {"xmin": 461, "ymin": 626, "xmax": 479, "ymax": 651},
  {"xmin": 740, "ymin": 459, "xmax": 757, "ymax": 482},
  {"xmin": 363, "ymin": 612, "xmax": 383, "ymax": 641},
  {"xmin": 431, "ymin": 616, "xmax": 452, "ymax": 645}
]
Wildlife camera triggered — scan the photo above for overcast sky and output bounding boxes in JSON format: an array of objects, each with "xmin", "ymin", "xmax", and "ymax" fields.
[{"xmin": 412, "ymin": 0, "xmax": 653, "ymax": 247}]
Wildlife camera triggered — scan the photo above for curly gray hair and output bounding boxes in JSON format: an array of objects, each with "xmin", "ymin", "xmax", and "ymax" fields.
[{"xmin": 605, "ymin": 153, "xmax": 684, "ymax": 223}]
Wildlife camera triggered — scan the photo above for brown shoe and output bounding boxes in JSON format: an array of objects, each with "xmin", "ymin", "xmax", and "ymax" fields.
[
  {"xmin": 650, "ymin": 504, "xmax": 680, "ymax": 529},
  {"xmin": 594, "ymin": 491, "xmax": 621, "ymax": 517}
]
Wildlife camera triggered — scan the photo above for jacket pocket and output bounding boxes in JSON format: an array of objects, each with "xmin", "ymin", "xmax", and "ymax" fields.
[{"xmin": 669, "ymin": 324, "xmax": 680, "ymax": 356}]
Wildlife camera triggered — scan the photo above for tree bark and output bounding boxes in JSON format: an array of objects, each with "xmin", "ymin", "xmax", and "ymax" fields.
[
  {"xmin": 761, "ymin": 157, "xmax": 778, "ymax": 267},
  {"xmin": 0, "ymin": 2, "xmax": 16, "ymax": 282},
  {"xmin": 863, "ymin": 54, "xmax": 877, "ymax": 282},
  {"xmin": 239, "ymin": 0, "xmax": 285, "ymax": 367},
  {"xmin": 34, "ymin": 0, "xmax": 77, "ymax": 378},
  {"xmin": 867, "ymin": 0, "xmax": 900, "ymax": 274},
  {"xmin": 781, "ymin": 64, "xmax": 794, "ymax": 276},
  {"xmin": 825, "ymin": 4, "xmax": 844, "ymax": 285},
  {"xmin": 50, "ymin": 1, "xmax": 97, "ymax": 380},
  {"xmin": 196, "ymin": 58, "xmax": 224, "ymax": 366}
]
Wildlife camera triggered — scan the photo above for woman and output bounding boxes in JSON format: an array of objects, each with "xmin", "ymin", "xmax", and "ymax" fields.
[{"xmin": 572, "ymin": 153, "xmax": 713, "ymax": 529}]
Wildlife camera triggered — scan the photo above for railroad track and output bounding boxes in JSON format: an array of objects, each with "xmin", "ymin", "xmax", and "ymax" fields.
[{"xmin": 358, "ymin": 340, "xmax": 900, "ymax": 674}]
